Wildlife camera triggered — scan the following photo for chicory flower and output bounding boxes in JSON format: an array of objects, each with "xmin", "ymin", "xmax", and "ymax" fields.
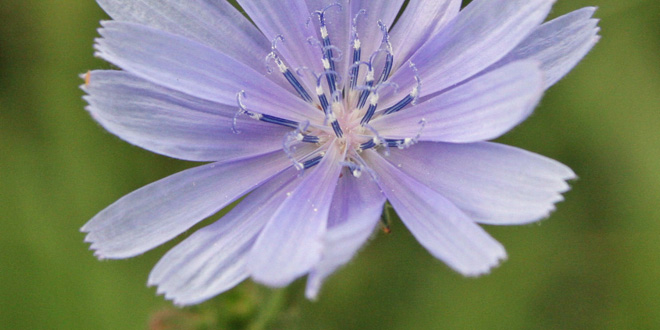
[{"xmin": 82, "ymin": 0, "xmax": 599, "ymax": 305}]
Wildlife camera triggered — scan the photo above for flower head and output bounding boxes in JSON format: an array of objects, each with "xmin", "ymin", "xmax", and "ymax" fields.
[{"xmin": 82, "ymin": 0, "xmax": 599, "ymax": 305}]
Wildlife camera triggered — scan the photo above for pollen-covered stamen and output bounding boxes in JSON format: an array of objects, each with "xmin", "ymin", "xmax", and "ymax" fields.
[
  {"xmin": 284, "ymin": 129, "xmax": 321, "ymax": 149},
  {"xmin": 233, "ymin": 91, "xmax": 299, "ymax": 132},
  {"xmin": 317, "ymin": 84, "xmax": 329, "ymax": 112},
  {"xmin": 383, "ymin": 62, "xmax": 422, "ymax": 115},
  {"xmin": 359, "ymin": 124, "xmax": 390, "ymax": 156},
  {"xmin": 259, "ymin": 115, "xmax": 299, "ymax": 128},
  {"xmin": 376, "ymin": 21, "xmax": 394, "ymax": 84},
  {"xmin": 385, "ymin": 138, "xmax": 415, "ymax": 149},
  {"xmin": 310, "ymin": 3, "xmax": 342, "ymax": 95},
  {"xmin": 283, "ymin": 134, "xmax": 320, "ymax": 171},
  {"xmin": 302, "ymin": 153, "xmax": 324, "ymax": 169},
  {"xmin": 356, "ymin": 60, "xmax": 375, "ymax": 109},
  {"xmin": 265, "ymin": 36, "xmax": 313, "ymax": 103},
  {"xmin": 295, "ymin": 151, "xmax": 326, "ymax": 172},
  {"xmin": 360, "ymin": 81, "xmax": 398, "ymax": 126},
  {"xmin": 302, "ymin": 135, "xmax": 321, "ymax": 143},
  {"xmin": 349, "ymin": 40, "xmax": 361, "ymax": 90},
  {"xmin": 356, "ymin": 24, "xmax": 394, "ymax": 109},
  {"xmin": 384, "ymin": 118, "xmax": 426, "ymax": 149},
  {"xmin": 296, "ymin": 67, "xmax": 340, "ymax": 113},
  {"xmin": 349, "ymin": 9, "xmax": 366, "ymax": 90},
  {"xmin": 349, "ymin": 60, "xmax": 370, "ymax": 101},
  {"xmin": 319, "ymin": 71, "xmax": 341, "ymax": 113},
  {"xmin": 328, "ymin": 91, "xmax": 344, "ymax": 137},
  {"xmin": 298, "ymin": 67, "xmax": 344, "ymax": 138},
  {"xmin": 358, "ymin": 138, "xmax": 377, "ymax": 150},
  {"xmin": 361, "ymin": 94, "xmax": 379, "ymax": 126},
  {"xmin": 283, "ymin": 128, "xmax": 325, "ymax": 171}
]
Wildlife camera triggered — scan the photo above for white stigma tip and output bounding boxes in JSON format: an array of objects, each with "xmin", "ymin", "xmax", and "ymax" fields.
[
  {"xmin": 370, "ymin": 94, "xmax": 379, "ymax": 105},
  {"xmin": 366, "ymin": 70, "xmax": 374, "ymax": 81},
  {"xmin": 411, "ymin": 87, "xmax": 419, "ymax": 98}
]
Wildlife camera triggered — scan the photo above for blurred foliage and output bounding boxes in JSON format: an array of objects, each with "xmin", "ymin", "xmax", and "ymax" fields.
[{"xmin": 1, "ymin": 0, "xmax": 659, "ymax": 329}]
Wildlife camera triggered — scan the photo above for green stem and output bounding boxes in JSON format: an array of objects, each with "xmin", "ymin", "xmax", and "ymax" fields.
[
  {"xmin": 247, "ymin": 288, "xmax": 287, "ymax": 330},
  {"xmin": 381, "ymin": 201, "xmax": 394, "ymax": 234}
]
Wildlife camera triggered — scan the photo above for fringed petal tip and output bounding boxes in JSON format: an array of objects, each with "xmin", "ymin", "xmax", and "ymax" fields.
[
  {"xmin": 549, "ymin": 159, "xmax": 577, "ymax": 202},
  {"xmin": 459, "ymin": 248, "xmax": 508, "ymax": 278},
  {"xmin": 148, "ymin": 267, "xmax": 252, "ymax": 306},
  {"xmin": 582, "ymin": 6, "xmax": 598, "ymax": 15},
  {"xmin": 80, "ymin": 230, "xmax": 105, "ymax": 260},
  {"xmin": 78, "ymin": 71, "xmax": 93, "ymax": 89},
  {"xmin": 439, "ymin": 231, "xmax": 507, "ymax": 278},
  {"xmin": 83, "ymin": 236, "xmax": 118, "ymax": 261},
  {"xmin": 83, "ymin": 235, "xmax": 138, "ymax": 260},
  {"xmin": 147, "ymin": 272, "xmax": 243, "ymax": 307},
  {"xmin": 523, "ymin": 163, "xmax": 576, "ymax": 223},
  {"xmin": 152, "ymin": 285, "xmax": 211, "ymax": 307}
]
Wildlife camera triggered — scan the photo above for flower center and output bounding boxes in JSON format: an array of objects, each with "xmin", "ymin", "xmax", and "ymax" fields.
[{"xmin": 234, "ymin": 3, "xmax": 424, "ymax": 176}]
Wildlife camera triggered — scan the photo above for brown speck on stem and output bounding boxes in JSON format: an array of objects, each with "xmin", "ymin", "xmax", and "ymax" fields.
[{"xmin": 381, "ymin": 224, "xmax": 391, "ymax": 234}]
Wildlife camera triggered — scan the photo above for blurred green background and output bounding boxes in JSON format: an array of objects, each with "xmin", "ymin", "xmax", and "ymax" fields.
[{"xmin": 1, "ymin": 0, "xmax": 659, "ymax": 329}]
